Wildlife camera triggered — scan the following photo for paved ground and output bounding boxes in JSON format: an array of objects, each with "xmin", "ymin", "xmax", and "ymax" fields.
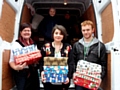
[{"xmin": 12, "ymin": 88, "xmax": 75, "ymax": 90}]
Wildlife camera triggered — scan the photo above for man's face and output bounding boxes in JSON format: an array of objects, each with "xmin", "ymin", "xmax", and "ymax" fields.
[
  {"xmin": 49, "ymin": 8, "xmax": 56, "ymax": 17},
  {"xmin": 81, "ymin": 25, "xmax": 94, "ymax": 39}
]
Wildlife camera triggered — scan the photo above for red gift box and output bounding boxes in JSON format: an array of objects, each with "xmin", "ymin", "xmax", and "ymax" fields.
[
  {"xmin": 14, "ymin": 50, "xmax": 41, "ymax": 65},
  {"xmin": 74, "ymin": 72, "xmax": 101, "ymax": 90},
  {"xmin": 74, "ymin": 60, "xmax": 102, "ymax": 90}
]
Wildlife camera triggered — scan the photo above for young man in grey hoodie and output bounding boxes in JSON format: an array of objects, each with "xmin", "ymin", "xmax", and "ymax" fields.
[{"xmin": 72, "ymin": 20, "xmax": 107, "ymax": 90}]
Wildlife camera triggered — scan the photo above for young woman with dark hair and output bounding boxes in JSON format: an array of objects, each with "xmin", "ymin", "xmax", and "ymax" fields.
[{"xmin": 40, "ymin": 25, "xmax": 74, "ymax": 90}]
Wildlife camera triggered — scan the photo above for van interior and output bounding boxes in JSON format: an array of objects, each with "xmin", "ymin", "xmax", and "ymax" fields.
[
  {"xmin": 23, "ymin": 0, "xmax": 96, "ymax": 49},
  {"xmin": 21, "ymin": 0, "xmax": 97, "ymax": 88}
]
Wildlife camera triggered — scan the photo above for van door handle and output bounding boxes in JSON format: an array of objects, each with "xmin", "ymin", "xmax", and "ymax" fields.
[{"xmin": 112, "ymin": 47, "xmax": 119, "ymax": 52}]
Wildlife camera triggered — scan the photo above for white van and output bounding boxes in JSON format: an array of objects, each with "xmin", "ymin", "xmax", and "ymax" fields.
[{"xmin": 1, "ymin": 0, "xmax": 120, "ymax": 90}]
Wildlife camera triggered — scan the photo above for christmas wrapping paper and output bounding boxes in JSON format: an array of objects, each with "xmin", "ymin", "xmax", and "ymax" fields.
[
  {"xmin": 13, "ymin": 45, "xmax": 41, "ymax": 65},
  {"xmin": 74, "ymin": 60, "xmax": 101, "ymax": 90},
  {"xmin": 44, "ymin": 66, "xmax": 68, "ymax": 83},
  {"xmin": 43, "ymin": 57, "xmax": 68, "ymax": 83}
]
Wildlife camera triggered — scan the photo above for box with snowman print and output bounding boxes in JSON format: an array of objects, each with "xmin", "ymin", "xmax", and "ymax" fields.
[
  {"xmin": 43, "ymin": 57, "xmax": 68, "ymax": 83},
  {"xmin": 13, "ymin": 44, "xmax": 41, "ymax": 65},
  {"xmin": 74, "ymin": 60, "xmax": 102, "ymax": 90}
]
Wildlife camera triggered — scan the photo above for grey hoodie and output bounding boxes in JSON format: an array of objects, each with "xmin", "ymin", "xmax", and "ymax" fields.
[{"xmin": 73, "ymin": 37, "xmax": 107, "ymax": 79}]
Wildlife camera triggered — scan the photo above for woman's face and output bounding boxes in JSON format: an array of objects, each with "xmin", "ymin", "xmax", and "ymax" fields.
[
  {"xmin": 53, "ymin": 29, "xmax": 64, "ymax": 42},
  {"xmin": 20, "ymin": 27, "xmax": 31, "ymax": 40}
]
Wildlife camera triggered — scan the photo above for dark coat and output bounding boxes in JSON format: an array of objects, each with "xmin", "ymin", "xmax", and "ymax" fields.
[
  {"xmin": 40, "ymin": 42, "xmax": 74, "ymax": 79},
  {"xmin": 72, "ymin": 37, "xmax": 107, "ymax": 79},
  {"xmin": 38, "ymin": 15, "xmax": 60, "ymax": 41}
]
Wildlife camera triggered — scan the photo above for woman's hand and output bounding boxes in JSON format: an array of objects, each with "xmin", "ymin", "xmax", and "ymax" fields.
[
  {"xmin": 15, "ymin": 62, "xmax": 27, "ymax": 70},
  {"xmin": 63, "ymin": 77, "xmax": 69, "ymax": 84},
  {"xmin": 41, "ymin": 71, "xmax": 46, "ymax": 83}
]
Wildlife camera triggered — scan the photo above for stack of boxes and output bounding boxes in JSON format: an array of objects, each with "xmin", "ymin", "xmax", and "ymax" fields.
[
  {"xmin": 13, "ymin": 45, "xmax": 41, "ymax": 65},
  {"xmin": 74, "ymin": 60, "xmax": 101, "ymax": 90},
  {"xmin": 43, "ymin": 57, "xmax": 68, "ymax": 84}
]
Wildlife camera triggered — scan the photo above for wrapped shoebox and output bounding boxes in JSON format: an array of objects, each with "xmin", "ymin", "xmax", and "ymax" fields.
[
  {"xmin": 44, "ymin": 57, "xmax": 68, "ymax": 83},
  {"xmin": 44, "ymin": 66, "xmax": 68, "ymax": 83},
  {"xmin": 13, "ymin": 44, "xmax": 41, "ymax": 65},
  {"xmin": 74, "ymin": 60, "xmax": 101, "ymax": 90}
]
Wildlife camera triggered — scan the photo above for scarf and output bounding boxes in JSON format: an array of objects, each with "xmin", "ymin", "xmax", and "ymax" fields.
[{"xmin": 18, "ymin": 36, "xmax": 34, "ymax": 46}]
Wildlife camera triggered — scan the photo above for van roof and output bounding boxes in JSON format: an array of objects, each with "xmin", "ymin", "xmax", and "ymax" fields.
[{"xmin": 25, "ymin": 0, "xmax": 91, "ymax": 17}]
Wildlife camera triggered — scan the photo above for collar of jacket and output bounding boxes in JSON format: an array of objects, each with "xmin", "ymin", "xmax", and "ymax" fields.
[{"xmin": 78, "ymin": 37, "xmax": 100, "ymax": 46}]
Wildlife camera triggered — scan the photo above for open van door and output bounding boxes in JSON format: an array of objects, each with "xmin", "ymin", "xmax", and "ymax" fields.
[{"xmin": 92, "ymin": 0, "xmax": 120, "ymax": 90}]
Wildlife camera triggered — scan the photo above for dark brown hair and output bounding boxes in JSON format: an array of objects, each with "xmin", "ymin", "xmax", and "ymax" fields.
[
  {"xmin": 51, "ymin": 24, "xmax": 68, "ymax": 41},
  {"xmin": 19, "ymin": 23, "xmax": 32, "ymax": 31},
  {"xmin": 49, "ymin": 7, "xmax": 56, "ymax": 12}
]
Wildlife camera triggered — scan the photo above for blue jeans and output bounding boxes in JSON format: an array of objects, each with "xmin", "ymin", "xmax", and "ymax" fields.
[
  {"xmin": 13, "ymin": 70, "xmax": 28, "ymax": 90},
  {"xmin": 75, "ymin": 85, "xmax": 103, "ymax": 90},
  {"xmin": 43, "ymin": 82, "xmax": 70, "ymax": 90},
  {"xmin": 13, "ymin": 69, "xmax": 40, "ymax": 90},
  {"xmin": 75, "ymin": 85, "xmax": 89, "ymax": 90}
]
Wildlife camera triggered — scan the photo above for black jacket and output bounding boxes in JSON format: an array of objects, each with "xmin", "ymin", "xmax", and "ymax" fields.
[
  {"xmin": 40, "ymin": 42, "xmax": 74, "ymax": 79},
  {"xmin": 73, "ymin": 37, "xmax": 107, "ymax": 79},
  {"xmin": 38, "ymin": 15, "xmax": 60, "ymax": 41}
]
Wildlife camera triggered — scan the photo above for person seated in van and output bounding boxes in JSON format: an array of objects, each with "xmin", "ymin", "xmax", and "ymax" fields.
[
  {"xmin": 9, "ymin": 23, "xmax": 40, "ymax": 90},
  {"xmin": 40, "ymin": 25, "xmax": 74, "ymax": 90},
  {"xmin": 72, "ymin": 20, "xmax": 107, "ymax": 90},
  {"xmin": 38, "ymin": 7, "xmax": 60, "ymax": 43}
]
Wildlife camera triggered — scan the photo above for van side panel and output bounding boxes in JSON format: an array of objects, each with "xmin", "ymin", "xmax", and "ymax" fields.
[
  {"xmin": 101, "ymin": 3, "xmax": 114, "ymax": 43},
  {"xmin": 100, "ymin": 53, "xmax": 111, "ymax": 90},
  {"xmin": 1, "ymin": 3, "xmax": 36, "ymax": 90},
  {"xmin": 1, "ymin": 1, "xmax": 15, "ymax": 89},
  {"xmin": 21, "ymin": 4, "xmax": 32, "ymax": 24},
  {"xmin": 0, "ymin": 1, "xmax": 15, "ymax": 42},
  {"xmin": 2, "ymin": 50, "xmax": 14, "ymax": 90},
  {"xmin": 81, "ymin": 5, "xmax": 97, "ymax": 36}
]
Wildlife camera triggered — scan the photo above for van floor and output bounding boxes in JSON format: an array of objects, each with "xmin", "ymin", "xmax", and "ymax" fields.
[
  {"xmin": 40, "ymin": 89, "xmax": 75, "ymax": 90},
  {"xmin": 11, "ymin": 78, "xmax": 75, "ymax": 90},
  {"xmin": 11, "ymin": 88, "xmax": 75, "ymax": 90},
  {"xmin": 11, "ymin": 86, "xmax": 75, "ymax": 90}
]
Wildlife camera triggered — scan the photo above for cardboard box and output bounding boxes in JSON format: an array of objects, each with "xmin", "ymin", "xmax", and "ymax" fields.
[{"xmin": 13, "ymin": 45, "xmax": 41, "ymax": 65}]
